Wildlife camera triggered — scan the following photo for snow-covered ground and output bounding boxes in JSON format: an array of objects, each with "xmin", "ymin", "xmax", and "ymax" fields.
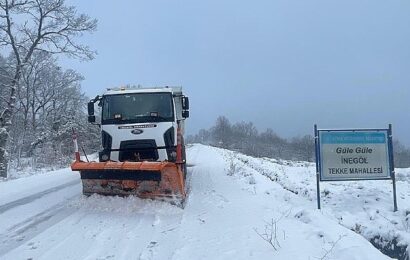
[{"xmin": 0, "ymin": 144, "xmax": 407, "ymax": 259}]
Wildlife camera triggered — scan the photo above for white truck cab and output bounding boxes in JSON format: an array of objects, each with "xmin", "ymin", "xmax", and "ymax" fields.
[{"xmin": 87, "ymin": 86, "xmax": 189, "ymax": 163}]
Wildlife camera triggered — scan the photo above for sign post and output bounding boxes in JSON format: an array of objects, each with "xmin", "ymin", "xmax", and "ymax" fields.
[
  {"xmin": 388, "ymin": 124, "xmax": 398, "ymax": 212},
  {"xmin": 315, "ymin": 125, "xmax": 397, "ymax": 211},
  {"xmin": 314, "ymin": 124, "xmax": 321, "ymax": 210}
]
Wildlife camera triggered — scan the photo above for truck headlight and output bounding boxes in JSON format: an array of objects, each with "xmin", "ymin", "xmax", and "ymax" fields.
[
  {"xmin": 99, "ymin": 150, "xmax": 110, "ymax": 162},
  {"xmin": 169, "ymin": 151, "xmax": 177, "ymax": 161}
]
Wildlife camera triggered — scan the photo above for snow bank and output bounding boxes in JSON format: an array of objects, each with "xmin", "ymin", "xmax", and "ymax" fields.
[{"xmin": 223, "ymin": 144, "xmax": 410, "ymax": 259}]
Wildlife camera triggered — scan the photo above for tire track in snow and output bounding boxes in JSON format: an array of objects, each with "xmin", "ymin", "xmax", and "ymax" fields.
[
  {"xmin": 0, "ymin": 195, "xmax": 79, "ymax": 256},
  {"xmin": 0, "ymin": 178, "xmax": 81, "ymax": 257},
  {"xmin": 0, "ymin": 179, "xmax": 80, "ymax": 213}
]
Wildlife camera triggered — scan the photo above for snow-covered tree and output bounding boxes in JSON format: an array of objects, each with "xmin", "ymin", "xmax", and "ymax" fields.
[
  {"xmin": 6, "ymin": 52, "xmax": 100, "ymax": 169},
  {"xmin": 0, "ymin": 0, "xmax": 97, "ymax": 177}
]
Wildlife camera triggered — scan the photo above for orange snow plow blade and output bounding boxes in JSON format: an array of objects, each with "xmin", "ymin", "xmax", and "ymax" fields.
[{"xmin": 71, "ymin": 161, "xmax": 186, "ymax": 202}]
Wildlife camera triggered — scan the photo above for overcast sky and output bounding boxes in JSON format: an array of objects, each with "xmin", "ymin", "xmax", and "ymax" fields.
[{"xmin": 63, "ymin": 0, "xmax": 410, "ymax": 144}]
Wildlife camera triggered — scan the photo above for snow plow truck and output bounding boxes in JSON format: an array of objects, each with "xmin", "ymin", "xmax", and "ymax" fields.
[{"xmin": 71, "ymin": 86, "xmax": 190, "ymax": 204}]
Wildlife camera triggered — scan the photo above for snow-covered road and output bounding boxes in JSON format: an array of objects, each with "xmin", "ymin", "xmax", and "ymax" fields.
[{"xmin": 0, "ymin": 145, "xmax": 396, "ymax": 259}]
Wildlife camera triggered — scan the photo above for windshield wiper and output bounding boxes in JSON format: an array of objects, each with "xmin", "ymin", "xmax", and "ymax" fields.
[
  {"xmin": 129, "ymin": 115, "xmax": 169, "ymax": 121},
  {"xmin": 145, "ymin": 115, "xmax": 168, "ymax": 121}
]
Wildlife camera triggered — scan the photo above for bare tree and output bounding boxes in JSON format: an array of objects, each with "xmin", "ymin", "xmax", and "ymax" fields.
[
  {"xmin": 290, "ymin": 135, "xmax": 315, "ymax": 161},
  {"xmin": 231, "ymin": 121, "xmax": 258, "ymax": 152},
  {"xmin": 189, "ymin": 116, "xmax": 410, "ymax": 166},
  {"xmin": 0, "ymin": 0, "xmax": 97, "ymax": 177},
  {"xmin": 393, "ymin": 139, "xmax": 410, "ymax": 168},
  {"xmin": 211, "ymin": 116, "xmax": 232, "ymax": 148},
  {"xmin": 259, "ymin": 128, "xmax": 288, "ymax": 158}
]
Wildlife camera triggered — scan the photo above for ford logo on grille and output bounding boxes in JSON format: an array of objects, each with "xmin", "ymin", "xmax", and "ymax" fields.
[{"xmin": 131, "ymin": 129, "xmax": 144, "ymax": 135}]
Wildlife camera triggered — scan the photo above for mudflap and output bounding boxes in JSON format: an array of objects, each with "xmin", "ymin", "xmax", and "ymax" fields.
[{"xmin": 71, "ymin": 161, "xmax": 186, "ymax": 205}]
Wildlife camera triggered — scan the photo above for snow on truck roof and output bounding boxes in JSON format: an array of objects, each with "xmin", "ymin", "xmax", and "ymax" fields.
[{"xmin": 104, "ymin": 86, "xmax": 182, "ymax": 96}]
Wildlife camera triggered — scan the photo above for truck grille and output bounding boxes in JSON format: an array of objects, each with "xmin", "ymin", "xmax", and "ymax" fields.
[{"xmin": 118, "ymin": 140, "xmax": 159, "ymax": 162}]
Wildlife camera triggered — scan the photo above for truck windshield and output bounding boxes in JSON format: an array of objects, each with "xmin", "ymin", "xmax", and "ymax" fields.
[{"xmin": 102, "ymin": 92, "xmax": 174, "ymax": 124}]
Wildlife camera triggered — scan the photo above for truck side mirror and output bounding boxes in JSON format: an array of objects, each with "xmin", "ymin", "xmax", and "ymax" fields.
[
  {"xmin": 182, "ymin": 96, "xmax": 189, "ymax": 110},
  {"xmin": 88, "ymin": 115, "xmax": 96, "ymax": 123},
  {"xmin": 182, "ymin": 110, "xmax": 189, "ymax": 118},
  {"xmin": 88, "ymin": 101, "xmax": 94, "ymax": 116}
]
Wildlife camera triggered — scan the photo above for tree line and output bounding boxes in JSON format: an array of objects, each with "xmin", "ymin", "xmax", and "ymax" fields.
[
  {"xmin": 0, "ymin": 0, "xmax": 98, "ymax": 177},
  {"xmin": 187, "ymin": 116, "xmax": 410, "ymax": 168}
]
